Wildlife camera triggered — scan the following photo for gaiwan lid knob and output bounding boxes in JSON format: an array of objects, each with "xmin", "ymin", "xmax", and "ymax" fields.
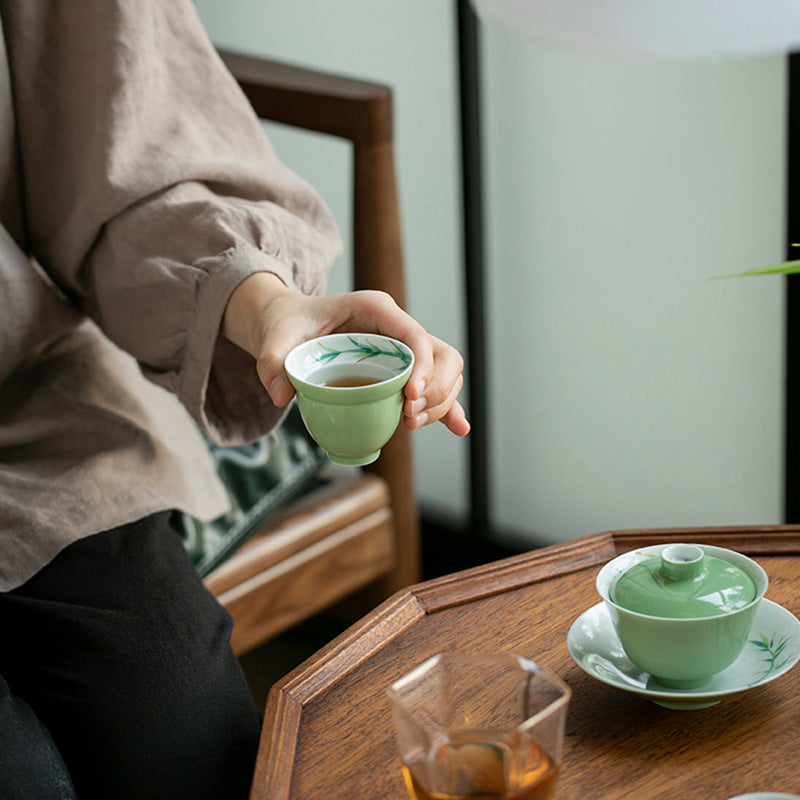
[{"xmin": 610, "ymin": 544, "xmax": 756, "ymax": 618}]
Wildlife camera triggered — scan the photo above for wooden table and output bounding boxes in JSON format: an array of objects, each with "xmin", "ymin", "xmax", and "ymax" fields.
[{"xmin": 250, "ymin": 525, "xmax": 800, "ymax": 800}]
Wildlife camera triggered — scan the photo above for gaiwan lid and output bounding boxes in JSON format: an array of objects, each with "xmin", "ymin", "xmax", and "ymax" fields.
[{"xmin": 610, "ymin": 543, "xmax": 756, "ymax": 618}]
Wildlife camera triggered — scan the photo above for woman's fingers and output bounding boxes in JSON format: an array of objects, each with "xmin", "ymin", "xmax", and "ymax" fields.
[
  {"xmin": 404, "ymin": 372, "xmax": 469, "ymax": 435},
  {"xmin": 441, "ymin": 400, "xmax": 471, "ymax": 436},
  {"xmin": 402, "ymin": 336, "xmax": 468, "ymax": 435},
  {"xmin": 256, "ymin": 359, "xmax": 296, "ymax": 407}
]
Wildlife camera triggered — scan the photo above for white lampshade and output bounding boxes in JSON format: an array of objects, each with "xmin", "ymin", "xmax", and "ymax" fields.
[{"xmin": 471, "ymin": 0, "xmax": 800, "ymax": 59}]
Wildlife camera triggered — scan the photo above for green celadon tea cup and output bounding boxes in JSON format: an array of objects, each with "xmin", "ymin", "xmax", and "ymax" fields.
[{"xmin": 284, "ymin": 333, "xmax": 414, "ymax": 466}]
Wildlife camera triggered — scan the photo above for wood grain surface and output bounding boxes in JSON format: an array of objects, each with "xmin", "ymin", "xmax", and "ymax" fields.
[{"xmin": 250, "ymin": 526, "xmax": 800, "ymax": 800}]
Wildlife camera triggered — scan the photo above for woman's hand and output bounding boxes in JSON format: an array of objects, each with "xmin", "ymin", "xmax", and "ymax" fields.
[{"xmin": 222, "ymin": 272, "xmax": 470, "ymax": 437}]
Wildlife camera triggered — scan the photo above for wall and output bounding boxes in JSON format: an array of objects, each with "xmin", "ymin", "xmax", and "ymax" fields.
[
  {"xmin": 194, "ymin": 1, "xmax": 786, "ymax": 544},
  {"xmin": 483, "ymin": 25, "xmax": 785, "ymax": 542}
]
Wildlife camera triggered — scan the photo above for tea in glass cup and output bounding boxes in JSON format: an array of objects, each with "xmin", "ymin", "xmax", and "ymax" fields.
[{"xmin": 387, "ymin": 653, "xmax": 571, "ymax": 800}]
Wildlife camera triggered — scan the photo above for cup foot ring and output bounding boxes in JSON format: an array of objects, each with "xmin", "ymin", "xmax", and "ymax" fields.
[
  {"xmin": 327, "ymin": 450, "xmax": 381, "ymax": 466},
  {"xmin": 652, "ymin": 675, "xmax": 711, "ymax": 690}
]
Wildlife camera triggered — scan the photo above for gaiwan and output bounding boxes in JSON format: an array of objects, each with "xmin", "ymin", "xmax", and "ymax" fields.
[{"xmin": 597, "ymin": 543, "xmax": 768, "ymax": 688}]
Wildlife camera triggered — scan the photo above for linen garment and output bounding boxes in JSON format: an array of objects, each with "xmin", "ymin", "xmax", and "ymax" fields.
[{"xmin": 0, "ymin": 0, "xmax": 342, "ymax": 590}]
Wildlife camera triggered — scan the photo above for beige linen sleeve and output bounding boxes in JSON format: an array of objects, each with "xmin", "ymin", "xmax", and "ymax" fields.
[{"xmin": 1, "ymin": 0, "xmax": 342, "ymax": 444}]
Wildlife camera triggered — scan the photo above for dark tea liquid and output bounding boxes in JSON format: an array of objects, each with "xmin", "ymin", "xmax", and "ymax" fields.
[
  {"xmin": 401, "ymin": 732, "xmax": 558, "ymax": 800},
  {"xmin": 318, "ymin": 374, "xmax": 383, "ymax": 387}
]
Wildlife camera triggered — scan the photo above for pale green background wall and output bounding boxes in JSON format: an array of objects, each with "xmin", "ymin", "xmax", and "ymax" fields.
[
  {"xmin": 194, "ymin": 1, "xmax": 785, "ymax": 543},
  {"xmin": 482, "ymin": 25, "xmax": 785, "ymax": 542}
]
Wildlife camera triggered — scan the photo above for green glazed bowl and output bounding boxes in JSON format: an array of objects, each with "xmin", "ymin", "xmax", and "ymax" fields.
[
  {"xmin": 284, "ymin": 333, "xmax": 414, "ymax": 466},
  {"xmin": 596, "ymin": 544, "xmax": 768, "ymax": 689}
]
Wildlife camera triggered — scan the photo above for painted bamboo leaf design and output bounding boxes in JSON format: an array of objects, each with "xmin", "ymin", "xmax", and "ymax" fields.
[
  {"xmin": 748, "ymin": 632, "xmax": 793, "ymax": 684},
  {"xmin": 315, "ymin": 336, "xmax": 412, "ymax": 370}
]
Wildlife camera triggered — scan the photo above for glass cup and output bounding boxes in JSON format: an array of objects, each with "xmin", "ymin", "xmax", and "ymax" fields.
[{"xmin": 387, "ymin": 653, "xmax": 571, "ymax": 800}]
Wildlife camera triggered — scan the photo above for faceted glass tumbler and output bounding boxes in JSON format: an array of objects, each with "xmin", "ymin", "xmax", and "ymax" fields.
[{"xmin": 387, "ymin": 653, "xmax": 571, "ymax": 799}]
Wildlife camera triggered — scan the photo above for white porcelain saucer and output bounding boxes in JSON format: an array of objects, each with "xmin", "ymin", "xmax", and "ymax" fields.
[
  {"xmin": 725, "ymin": 793, "xmax": 800, "ymax": 799},
  {"xmin": 567, "ymin": 599, "xmax": 800, "ymax": 709}
]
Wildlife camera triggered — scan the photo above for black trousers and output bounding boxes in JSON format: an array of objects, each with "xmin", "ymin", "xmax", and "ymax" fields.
[{"xmin": 0, "ymin": 512, "xmax": 262, "ymax": 800}]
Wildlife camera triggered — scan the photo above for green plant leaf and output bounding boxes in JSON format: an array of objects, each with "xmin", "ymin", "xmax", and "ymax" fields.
[
  {"xmin": 714, "ymin": 244, "xmax": 800, "ymax": 279},
  {"xmin": 713, "ymin": 259, "xmax": 800, "ymax": 279}
]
